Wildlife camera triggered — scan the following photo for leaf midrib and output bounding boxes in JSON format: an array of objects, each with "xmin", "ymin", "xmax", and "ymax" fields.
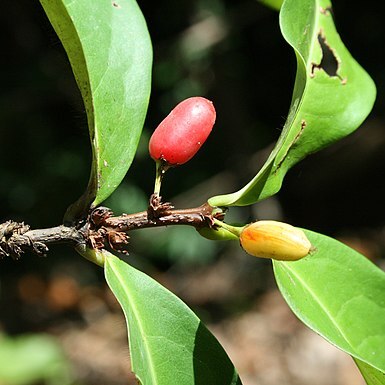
[
  {"xmin": 106, "ymin": 258, "xmax": 158, "ymax": 385},
  {"xmin": 276, "ymin": 261, "xmax": 355, "ymax": 349}
]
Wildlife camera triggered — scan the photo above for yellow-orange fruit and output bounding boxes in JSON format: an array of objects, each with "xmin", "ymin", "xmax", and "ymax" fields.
[{"xmin": 240, "ymin": 220, "xmax": 311, "ymax": 261}]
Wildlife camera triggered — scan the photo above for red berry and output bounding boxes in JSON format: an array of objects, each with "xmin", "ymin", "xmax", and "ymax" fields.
[{"xmin": 149, "ymin": 97, "xmax": 216, "ymax": 166}]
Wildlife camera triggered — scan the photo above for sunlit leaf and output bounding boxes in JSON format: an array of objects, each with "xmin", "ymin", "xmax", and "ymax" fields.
[
  {"xmin": 355, "ymin": 358, "xmax": 385, "ymax": 385},
  {"xmin": 39, "ymin": 0, "xmax": 152, "ymax": 221},
  {"xmin": 104, "ymin": 252, "xmax": 241, "ymax": 385},
  {"xmin": 273, "ymin": 230, "xmax": 385, "ymax": 382},
  {"xmin": 209, "ymin": 0, "xmax": 375, "ymax": 207}
]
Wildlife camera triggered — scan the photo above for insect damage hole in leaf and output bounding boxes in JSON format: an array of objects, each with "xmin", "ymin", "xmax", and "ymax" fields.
[
  {"xmin": 311, "ymin": 33, "xmax": 345, "ymax": 83},
  {"xmin": 320, "ymin": 6, "xmax": 333, "ymax": 17}
]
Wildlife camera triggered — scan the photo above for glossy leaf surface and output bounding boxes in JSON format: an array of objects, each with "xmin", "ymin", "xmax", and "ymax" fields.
[
  {"xmin": 104, "ymin": 252, "xmax": 241, "ymax": 385},
  {"xmin": 355, "ymin": 359, "xmax": 385, "ymax": 385},
  {"xmin": 273, "ymin": 230, "xmax": 385, "ymax": 383},
  {"xmin": 40, "ymin": 0, "xmax": 152, "ymax": 219},
  {"xmin": 209, "ymin": 0, "xmax": 376, "ymax": 207}
]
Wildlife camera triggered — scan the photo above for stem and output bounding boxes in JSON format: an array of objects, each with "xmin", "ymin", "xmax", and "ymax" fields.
[
  {"xmin": 0, "ymin": 221, "xmax": 85, "ymax": 260},
  {"xmin": 212, "ymin": 218, "xmax": 244, "ymax": 237},
  {"xmin": 0, "ymin": 202, "xmax": 224, "ymax": 260},
  {"xmin": 105, "ymin": 203, "xmax": 215, "ymax": 231},
  {"xmin": 25, "ymin": 225, "xmax": 85, "ymax": 245},
  {"xmin": 154, "ymin": 160, "xmax": 167, "ymax": 196}
]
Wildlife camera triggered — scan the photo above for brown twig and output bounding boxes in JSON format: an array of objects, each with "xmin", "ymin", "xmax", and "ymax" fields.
[
  {"xmin": 0, "ymin": 221, "xmax": 85, "ymax": 260},
  {"xmin": 0, "ymin": 199, "xmax": 223, "ymax": 260},
  {"xmin": 105, "ymin": 202, "xmax": 215, "ymax": 231}
]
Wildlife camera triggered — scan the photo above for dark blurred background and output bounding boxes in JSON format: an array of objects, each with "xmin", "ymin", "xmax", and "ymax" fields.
[{"xmin": 0, "ymin": 1, "xmax": 384, "ymax": 384}]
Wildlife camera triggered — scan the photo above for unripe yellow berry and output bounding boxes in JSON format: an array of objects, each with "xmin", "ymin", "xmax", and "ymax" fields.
[{"xmin": 240, "ymin": 220, "xmax": 312, "ymax": 261}]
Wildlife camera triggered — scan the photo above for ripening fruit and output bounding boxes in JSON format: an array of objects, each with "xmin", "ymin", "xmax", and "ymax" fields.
[
  {"xmin": 240, "ymin": 220, "xmax": 312, "ymax": 261},
  {"xmin": 149, "ymin": 97, "xmax": 216, "ymax": 166}
]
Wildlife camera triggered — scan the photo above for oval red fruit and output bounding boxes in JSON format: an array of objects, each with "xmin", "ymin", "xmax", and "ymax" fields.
[{"xmin": 149, "ymin": 97, "xmax": 216, "ymax": 166}]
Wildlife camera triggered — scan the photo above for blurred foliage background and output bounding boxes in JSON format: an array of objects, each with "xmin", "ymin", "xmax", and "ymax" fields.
[{"xmin": 1, "ymin": 1, "xmax": 384, "ymax": 384}]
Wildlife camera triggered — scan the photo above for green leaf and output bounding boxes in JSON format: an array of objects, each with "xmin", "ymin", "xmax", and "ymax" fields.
[
  {"xmin": 258, "ymin": 0, "xmax": 283, "ymax": 11},
  {"xmin": 39, "ymin": 0, "xmax": 152, "ymax": 220},
  {"xmin": 0, "ymin": 333, "xmax": 72, "ymax": 385},
  {"xmin": 273, "ymin": 230, "xmax": 385, "ymax": 382},
  {"xmin": 209, "ymin": 0, "xmax": 376, "ymax": 207},
  {"xmin": 104, "ymin": 252, "xmax": 241, "ymax": 385},
  {"xmin": 355, "ymin": 358, "xmax": 385, "ymax": 385}
]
